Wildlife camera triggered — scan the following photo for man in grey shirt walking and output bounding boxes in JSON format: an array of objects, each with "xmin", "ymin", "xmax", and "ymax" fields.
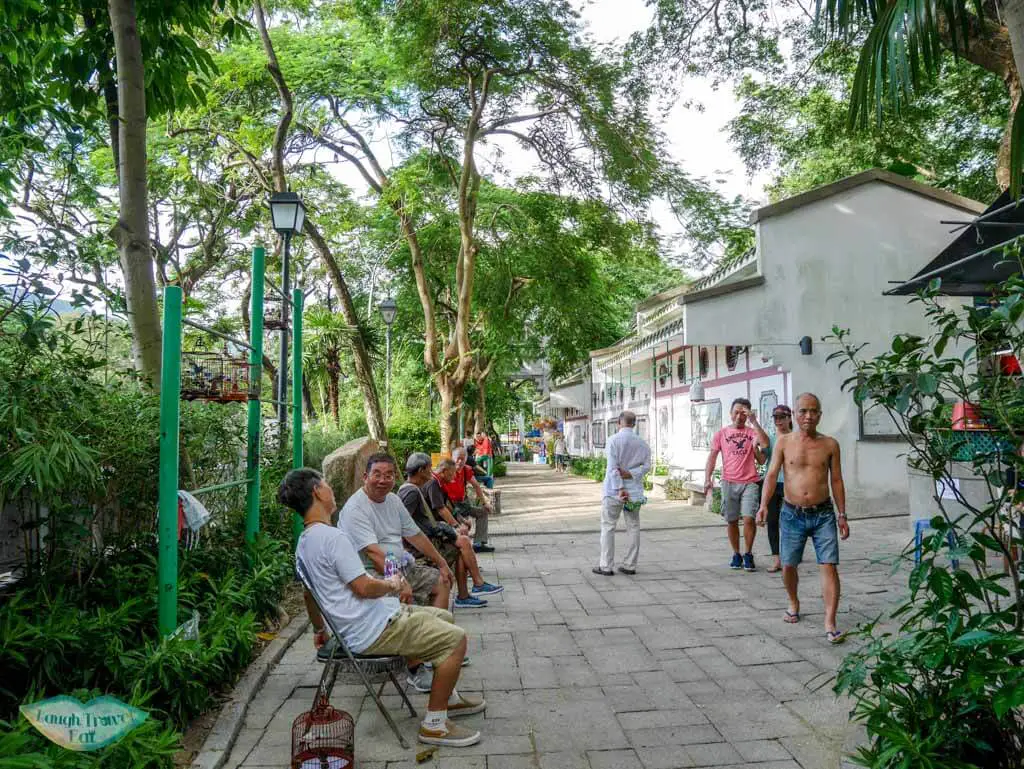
[{"xmin": 594, "ymin": 410, "xmax": 652, "ymax": 576}]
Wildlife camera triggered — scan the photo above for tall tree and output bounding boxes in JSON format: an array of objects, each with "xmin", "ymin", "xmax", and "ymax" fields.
[
  {"xmin": 290, "ymin": 0, "xmax": 723, "ymax": 447},
  {"xmin": 728, "ymin": 42, "xmax": 1007, "ymax": 202},
  {"xmin": 107, "ymin": 0, "xmax": 160, "ymax": 380},
  {"xmin": 1, "ymin": 0, "xmax": 230, "ymax": 383},
  {"xmin": 638, "ymin": 1, "xmax": 1022, "ymax": 191}
]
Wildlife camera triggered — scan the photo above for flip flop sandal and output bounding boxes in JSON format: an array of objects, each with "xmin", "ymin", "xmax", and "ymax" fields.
[
  {"xmin": 827, "ymin": 630, "xmax": 846, "ymax": 645},
  {"xmin": 767, "ymin": 564, "xmax": 782, "ymax": 573},
  {"xmin": 783, "ymin": 610, "xmax": 800, "ymax": 624}
]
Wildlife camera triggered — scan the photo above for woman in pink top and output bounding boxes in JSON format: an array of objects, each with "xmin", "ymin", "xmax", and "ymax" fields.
[{"xmin": 704, "ymin": 398, "xmax": 769, "ymax": 571}]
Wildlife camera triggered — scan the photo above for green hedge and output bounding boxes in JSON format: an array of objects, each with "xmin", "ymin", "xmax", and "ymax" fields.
[
  {"xmin": 0, "ymin": 523, "xmax": 293, "ymax": 767},
  {"xmin": 569, "ymin": 455, "xmax": 607, "ymax": 482},
  {"xmin": 492, "ymin": 457, "xmax": 507, "ymax": 477}
]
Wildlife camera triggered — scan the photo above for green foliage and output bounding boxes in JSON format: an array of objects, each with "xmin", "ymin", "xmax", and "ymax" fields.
[
  {"xmin": 569, "ymin": 455, "xmax": 608, "ymax": 482},
  {"xmin": 386, "ymin": 413, "xmax": 442, "ymax": 464},
  {"xmin": 826, "ymin": 258, "xmax": 1024, "ymax": 767},
  {"xmin": 729, "ymin": 42, "xmax": 1006, "ymax": 203},
  {"xmin": 0, "ymin": 530, "xmax": 290, "ymax": 726},
  {"xmin": 492, "ymin": 457, "xmax": 507, "ymax": 477},
  {"xmin": 0, "ymin": 692, "xmax": 181, "ymax": 769}
]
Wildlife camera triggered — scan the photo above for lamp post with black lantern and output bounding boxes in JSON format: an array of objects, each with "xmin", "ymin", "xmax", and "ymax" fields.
[
  {"xmin": 268, "ymin": 192, "xmax": 306, "ymax": 436},
  {"xmin": 378, "ymin": 296, "xmax": 397, "ymax": 425}
]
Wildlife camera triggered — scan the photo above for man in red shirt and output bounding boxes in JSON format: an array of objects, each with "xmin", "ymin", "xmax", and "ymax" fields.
[
  {"xmin": 445, "ymin": 446, "xmax": 494, "ymax": 553},
  {"xmin": 474, "ymin": 431, "xmax": 493, "ymax": 473},
  {"xmin": 704, "ymin": 397, "xmax": 769, "ymax": 572}
]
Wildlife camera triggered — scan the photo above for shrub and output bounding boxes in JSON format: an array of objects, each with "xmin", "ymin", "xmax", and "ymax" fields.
[
  {"xmin": 827, "ymin": 268, "xmax": 1024, "ymax": 768},
  {"xmin": 387, "ymin": 413, "xmax": 441, "ymax": 464},
  {"xmin": 0, "ymin": 690, "xmax": 181, "ymax": 769},
  {"xmin": 569, "ymin": 456, "xmax": 607, "ymax": 482},
  {"xmin": 492, "ymin": 458, "xmax": 507, "ymax": 477}
]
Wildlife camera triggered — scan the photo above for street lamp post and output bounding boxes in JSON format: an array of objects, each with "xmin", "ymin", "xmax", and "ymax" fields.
[
  {"xmin": 378, "ymin": 297, "xmax": 397, "ymax": 423},
  {"xmin": 269, "ymin": 192, "xmax": 306, "ymax": 438}
]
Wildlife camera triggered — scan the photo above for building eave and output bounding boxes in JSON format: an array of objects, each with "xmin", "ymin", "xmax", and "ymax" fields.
[{"xmin": 749, "ymin": 169, "xmax": 984, "ymax": 225}]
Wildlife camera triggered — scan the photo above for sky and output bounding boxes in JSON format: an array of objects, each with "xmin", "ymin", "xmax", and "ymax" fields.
[{"xmin": 577, "ymin": 0, "xmax": 770, "ymax": 204}]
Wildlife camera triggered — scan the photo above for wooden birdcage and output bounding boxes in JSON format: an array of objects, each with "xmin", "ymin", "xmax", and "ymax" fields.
[
  {"xmin": 181, "ymin": 349, "xmax": 256, "ymax": 403},
  {"xmin": 290, "ymin": 696, "xmax": 354, "ymax": 769}
]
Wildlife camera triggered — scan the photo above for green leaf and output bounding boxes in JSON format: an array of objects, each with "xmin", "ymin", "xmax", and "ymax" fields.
[{"xmin": 953, "ymin": 629, "xmax": 994, "ymax": 647}]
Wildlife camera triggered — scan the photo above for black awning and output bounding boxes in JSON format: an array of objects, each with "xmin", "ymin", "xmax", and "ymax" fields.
[{"xmin": 887, "ymin": 190, "xmax": 1024, "ymax": 296}]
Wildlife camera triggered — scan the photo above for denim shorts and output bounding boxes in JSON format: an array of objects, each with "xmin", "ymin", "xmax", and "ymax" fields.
[{"xmin": 780, "ymin": 501, "xmax": 839, "ymax": 566}]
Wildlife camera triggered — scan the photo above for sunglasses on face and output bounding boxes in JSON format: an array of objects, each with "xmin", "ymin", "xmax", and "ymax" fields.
[{"xmin": 773, "ymin": 414, "xmax": 790, "ymax": 420}]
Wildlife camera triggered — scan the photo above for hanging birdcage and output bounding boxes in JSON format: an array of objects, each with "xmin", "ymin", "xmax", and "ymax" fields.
[
  {"xmin": 264, "ymin": 295, "xmax": 286, "ymax": 330},
  {"xmin": 181, "ymin": 349, "xmax": 257, "ymax": 403},
  {"xmin": 290, "ymin": 696, "xmax": 354, "ymax": 769}
]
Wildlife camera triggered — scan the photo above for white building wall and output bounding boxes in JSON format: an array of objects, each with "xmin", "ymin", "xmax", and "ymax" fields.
[{"xmin": 684, "ymin": 182, "xmax": 974, "ymax": 515}]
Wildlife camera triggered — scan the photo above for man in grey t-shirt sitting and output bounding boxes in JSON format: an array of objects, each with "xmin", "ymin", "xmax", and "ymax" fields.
[
  {"xmin": 338, "ymin": 453, "xmax": 454, "ymax": 611},
  {"xmin": 280, "ymin": 467, "xmax": 485, "ymax": 748}
]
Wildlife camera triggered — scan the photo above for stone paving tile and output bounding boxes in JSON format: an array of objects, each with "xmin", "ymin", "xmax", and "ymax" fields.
[
  {"xmin": 685, "ymin": 741, "xmax": 744, "ymax": 766},
  {"xmin": 224, "ymin": 463, "xmax": 916, "ymax": 769},
  {"xmin": 588, "ymin": 748, "xmax": 646, "ymax": 769}
]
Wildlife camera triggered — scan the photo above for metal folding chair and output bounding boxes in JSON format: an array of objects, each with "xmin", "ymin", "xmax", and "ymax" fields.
[{"xmin": 297, "ymin": 569, "xmax": 418, "ymax": 749}]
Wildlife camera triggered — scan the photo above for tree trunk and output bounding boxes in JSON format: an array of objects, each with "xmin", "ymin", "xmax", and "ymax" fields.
[
  {"xmin": 998, "ymin": 75, "xmax": 1023, "ymax": 190},
  {"xmin": 473, "ymin": 372, "xmax": 488, "ymax": 435},
  {"xmin": 304, "ymin": 221, "xmax": 387, "ymax": 441},
  {"xmin": 107, "ymin": 0, "xmax": 161, "ymax": 385},
  {"xmin": 1004, "ymin": 0, "xmax": 1024, "ymax": 91},
  {"xmin": 438, "ymin": 377, "xmax": 463, "ymax": 452},
  {"xmin": 327, "ymin": 361, "xmax": 340, "ymax": 426},
  {"xmin": 302, "ymin": 380, "xmax": 317, "ymax": 421}
]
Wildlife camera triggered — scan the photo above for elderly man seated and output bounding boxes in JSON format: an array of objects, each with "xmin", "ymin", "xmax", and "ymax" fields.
[
  {"xmin": 399, "ymin": 453, "xmax": 503, "ymax": 609},
  {"xmin": 280, "ymin": 468, "xmax": 485, "ymax": 748},
  {"xmin": 446, "ymin": 446, "xmax": 495, "ymax": 553},
  {"xmin": 338, "ymin": 453, "xmax": 455, "ymax": 692}
]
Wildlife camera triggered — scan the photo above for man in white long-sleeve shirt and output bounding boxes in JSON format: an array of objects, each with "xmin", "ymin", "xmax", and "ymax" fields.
[{"xmin": 594, "ymin": 410, "xmax": 652, "ymax": 576}]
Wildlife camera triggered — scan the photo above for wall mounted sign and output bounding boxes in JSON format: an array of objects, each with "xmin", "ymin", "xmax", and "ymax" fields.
[{"xmin": 20, "ymin": 695, "xmax": 148, "ymax": 751}]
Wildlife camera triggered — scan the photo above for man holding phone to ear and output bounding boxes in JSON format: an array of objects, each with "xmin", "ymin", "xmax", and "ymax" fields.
[{"xmin": 705, "ymin": 397, "xmax": 769, "ymax": 572}]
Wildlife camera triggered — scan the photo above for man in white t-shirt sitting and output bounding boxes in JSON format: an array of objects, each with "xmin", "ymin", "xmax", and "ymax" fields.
[
  {"xmin": 339, "ymin": 453, "xmax": 454, "ymax": 611},
  {"xmin": 280, "ymin": 467, "xmax": 486, "ymax": 748}
]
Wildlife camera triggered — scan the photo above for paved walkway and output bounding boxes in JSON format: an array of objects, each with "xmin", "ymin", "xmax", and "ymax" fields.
[{"xmin": 221, "ymin": 463, "xmax": 912, "ymax": 769}]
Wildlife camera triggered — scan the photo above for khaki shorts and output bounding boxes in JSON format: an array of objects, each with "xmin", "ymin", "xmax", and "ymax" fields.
[
  {"xmin": 362, "ymin": 605, "xmax": 465, "ymax": 667},
  {"xmin": 370, "ymin": 563, "xmax": 440, "ymax": 606}
]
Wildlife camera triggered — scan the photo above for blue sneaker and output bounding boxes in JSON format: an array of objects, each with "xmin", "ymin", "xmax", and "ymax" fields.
[
  {"xmin": 454, "ymin": 595, "xmax": 488, "ymax": 608},
  {"xmin": 471, "ymin": 582, "xmax": 504, "ymax": 596},
  {"xmin": 743, "ymin": 552, "xmax": 756, "ymax": 572},
  {"xmin": 729, "ymin": 553, "xmax": 742, "ymax": 570}
]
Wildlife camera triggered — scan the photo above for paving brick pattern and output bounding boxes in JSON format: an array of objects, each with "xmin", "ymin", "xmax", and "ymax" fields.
[{"xmin": 223, "ymin": 463, "xmax": 911, "ymax": 768}]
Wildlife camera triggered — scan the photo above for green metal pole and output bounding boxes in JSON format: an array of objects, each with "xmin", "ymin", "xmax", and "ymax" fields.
[
  {"xmin": 157, "ymin": 286, "xmax": 183, "ymax": 638},
  {"xmin": 245, "ymin": 246, "xmax": 266, "ymax": 545},
  {"xmin": 292, "ymin": 288, "xmax": 304, "ymax": 548}
]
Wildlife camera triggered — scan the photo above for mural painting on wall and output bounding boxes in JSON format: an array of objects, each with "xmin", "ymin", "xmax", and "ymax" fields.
[
  {"xmin": 658, "ymin": 406, "xmax": 671, "ymax": 458},
  {"xmin": 691, "ymin": 400, "xmax": 722, "ymax": 449},
  {"xmin": 759, "ymin": 390, "xmax": 778, "ymax": 435}
]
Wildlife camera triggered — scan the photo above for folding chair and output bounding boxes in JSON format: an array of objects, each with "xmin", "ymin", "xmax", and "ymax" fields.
[{"xmin": 297, "ymin": 569, "xmax": 418, "ymax": 749}]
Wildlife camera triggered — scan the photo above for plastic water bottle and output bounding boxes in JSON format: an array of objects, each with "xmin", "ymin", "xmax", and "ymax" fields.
[
  {"xmin": 384, "ymin": 548, "xmax": 399, "ymax": 579},
  {"xmin": 398, "ymin": 551, "xmax": 415, "ymax": 573}
]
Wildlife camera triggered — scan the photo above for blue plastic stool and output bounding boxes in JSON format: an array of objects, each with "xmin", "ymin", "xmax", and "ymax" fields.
[{"xmin": 913, "ymin": 518, "xmax": 959, "ymax": 569}]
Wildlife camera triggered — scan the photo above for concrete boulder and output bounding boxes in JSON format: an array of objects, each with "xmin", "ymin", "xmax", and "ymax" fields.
[{"xmin": 322, "ymin": 437, "xmax": 379, "ymax": 513}]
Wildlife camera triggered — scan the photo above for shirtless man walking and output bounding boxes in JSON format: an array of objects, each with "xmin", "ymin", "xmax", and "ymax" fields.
[{"xmin": 756, "ymin": 393, "xmax": 850, "ymax": 644}]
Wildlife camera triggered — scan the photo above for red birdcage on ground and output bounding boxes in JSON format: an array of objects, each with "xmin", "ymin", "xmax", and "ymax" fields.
[{"xmin": 290, "ymin": 696, "xmax": 354, "ymax": 769}]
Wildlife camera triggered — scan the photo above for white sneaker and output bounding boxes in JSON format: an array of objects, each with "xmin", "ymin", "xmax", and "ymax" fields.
[{"xmin": 406, "ymin": 665, "xmax": 433, "ymax": 693}]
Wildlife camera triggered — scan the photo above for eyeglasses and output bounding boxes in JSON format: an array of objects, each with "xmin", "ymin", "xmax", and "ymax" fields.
[{"xmin": 773, "ymin": 414, "xmax": 791, "ymax": 420}]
